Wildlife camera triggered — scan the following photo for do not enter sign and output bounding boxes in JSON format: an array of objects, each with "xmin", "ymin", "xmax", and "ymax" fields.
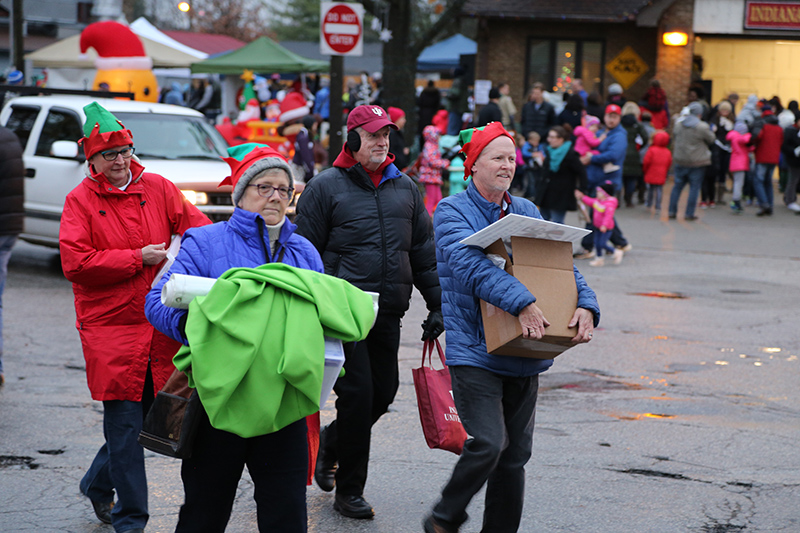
[{"xmin": 320, "ymin": 2, "xmax": 364, "ymax": 56}]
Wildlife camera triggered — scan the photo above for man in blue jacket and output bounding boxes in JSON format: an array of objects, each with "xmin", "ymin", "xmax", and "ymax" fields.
[
  {"xmin": 578, "ymin": 104, "xmax": 630, "ymax": 256},
  {"xmin": 424, "ymin": 122, "xmax": 599, "ymax": 533}
]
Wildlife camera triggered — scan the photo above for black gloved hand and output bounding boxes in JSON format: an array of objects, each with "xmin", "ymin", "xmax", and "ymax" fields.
[{"xmin": 421, "ymin": 310, "xmax": 444, "ymax": 341}]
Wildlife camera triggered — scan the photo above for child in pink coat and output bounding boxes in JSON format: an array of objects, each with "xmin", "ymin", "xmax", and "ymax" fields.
[
  {"xmin": 573, "ymin": 115, "xmax": 607, "ymax": 156},
  {"xmin": 419, "ymin": 124, "xmax": 450, "ymax": 215},
  {"xmin": 575, "ymin": 181, "xmax": 623, "ymax": 267},
  {"xmin": 726, "ymin": 121, "xmax": 753, "ymax": 213}
]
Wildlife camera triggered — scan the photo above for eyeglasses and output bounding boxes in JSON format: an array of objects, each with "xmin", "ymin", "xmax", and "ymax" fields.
[
  {"xmin": 99, "ymin": 147, "xmax": 135, "ymax": 161},
  {"xmin": 247, "ymin": 183, "xmax": 294, "ymax": 200}
]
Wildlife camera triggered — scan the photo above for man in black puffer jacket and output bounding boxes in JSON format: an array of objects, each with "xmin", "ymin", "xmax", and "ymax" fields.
[
  {"xmin": 0, "ymin": 125, "xmax": 24, "ymax": 386},
  {"xmin": 295, "ymin": 105, "xmax": 442, "ymax": 520}
]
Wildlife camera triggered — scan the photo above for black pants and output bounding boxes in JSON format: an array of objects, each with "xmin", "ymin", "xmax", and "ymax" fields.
[
  {"xmin": 322, "ymin": 313, "xmax": 402, "ymax": 496},
  {"xmin": 175, "ymin": 411, "xmax": 308, "ymax": 532}
]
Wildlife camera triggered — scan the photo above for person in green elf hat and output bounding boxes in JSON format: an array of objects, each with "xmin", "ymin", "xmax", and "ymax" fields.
[
  {"xmin": 145, "ymin": 143, "xmax": 334, "ymax": 532},
  {"xmin": 59, "ymin": 101, "xmax": 211, "ymax": 532}
]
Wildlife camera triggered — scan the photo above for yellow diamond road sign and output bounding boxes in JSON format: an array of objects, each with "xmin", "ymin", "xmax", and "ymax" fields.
[{"xmin": 605, "ymin": 46, "xmax": 649, "ymax": 90}]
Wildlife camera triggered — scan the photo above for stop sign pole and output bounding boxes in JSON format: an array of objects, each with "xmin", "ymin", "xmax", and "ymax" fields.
[{"xmin": 321, "ymin": 2, "xmax": 364, "ymax": 162}]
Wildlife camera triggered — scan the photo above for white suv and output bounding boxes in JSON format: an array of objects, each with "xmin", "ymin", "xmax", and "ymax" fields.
[{"xmin": 0, "ymin": 94, "xmax": 234, "ymax": 248}]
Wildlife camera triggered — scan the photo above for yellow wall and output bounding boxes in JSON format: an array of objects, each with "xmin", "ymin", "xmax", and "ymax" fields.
[{"xmin": 696, "ymin": 37, "xmax": 800, "ymax": 108}]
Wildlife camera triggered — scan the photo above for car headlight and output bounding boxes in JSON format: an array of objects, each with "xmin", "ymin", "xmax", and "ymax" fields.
[{"xmin": 181, "ymin": 190, "xmax": 208, "ymax": 205}]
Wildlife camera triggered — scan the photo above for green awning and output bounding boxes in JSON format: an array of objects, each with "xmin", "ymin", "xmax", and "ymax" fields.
[{"xmin": 191, "ymin": 37, "xmax": 329, "ymax": 74}]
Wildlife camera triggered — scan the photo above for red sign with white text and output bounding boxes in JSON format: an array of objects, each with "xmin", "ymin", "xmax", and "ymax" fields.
[
  {"xmin": 321, "ymin": 2, "xmax": 364, "ymax": 56},
  {"xmin": 745, "ymin": 1, "xmax": 800, "ymax": 29}
]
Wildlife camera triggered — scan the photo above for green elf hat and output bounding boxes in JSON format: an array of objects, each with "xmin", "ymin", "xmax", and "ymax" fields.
[
  {"xmin": 219, "ymin": 143, "xmax": 295, "ymax": 206},
  {"xmin": 457, "ymin": 121, "xmax": 515, "ymax": 180},
  {"xmin": 80, "ymin": 102, "xmax": 134, "ymax": 160}
]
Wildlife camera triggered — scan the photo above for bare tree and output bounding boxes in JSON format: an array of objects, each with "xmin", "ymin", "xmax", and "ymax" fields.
[{"xmin": 362, "ymin": 0, "xmax": 470, "ymax": 138}]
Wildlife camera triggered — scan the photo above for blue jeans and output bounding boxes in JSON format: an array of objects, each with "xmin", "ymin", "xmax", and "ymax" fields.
[
  {"xmin": 80, "ymin": 382, "xmax": 153, "ymax": 531},
  {"xmin": 646, "ymin": 184, "xmax": 663, "ymax": 209},
  {"xmin": 594, "ymin": 231, "xmax": 615, "ymax": 257},
  {"xmin": 753, "ymin": 163, "xmax": 775, "ymax": 209},
  {"xmin": 539, "ymin": 208, "xmax": 566, "ymax": 224},
  {"xmin": 668, "ymin": 165, "xmax": 706, "ymax": 218},
  {"xmin": 447, "ymin": 111, "xmax": 462, "ymax": 136},
  {"xmin": 0, "ymin": 234, "xmax": 18, "ymax": 377},
  {"xmin": 433, "ymin": 366, "xmax": 539, "ymax": 532}
]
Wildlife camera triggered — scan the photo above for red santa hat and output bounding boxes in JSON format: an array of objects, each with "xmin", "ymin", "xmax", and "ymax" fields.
[
  {"xmin": 80, "ymin": 21, "xmax": 153, "ymax": 72},
  {"xmin": 279, "ymin": 92, "xmax": 310, "ymax": 124}
]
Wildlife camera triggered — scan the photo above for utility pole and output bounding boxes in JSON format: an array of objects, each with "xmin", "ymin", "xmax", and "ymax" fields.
[
  {"xmin": 11, "ymin": 0, "xmax": 24, "ymax": 79},
  {"xmin": 328, "ymin": 55, "xmax": 343, "ymax": 162}
]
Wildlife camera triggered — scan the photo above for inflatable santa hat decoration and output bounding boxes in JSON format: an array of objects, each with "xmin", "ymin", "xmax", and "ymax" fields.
[{"xmin": 80, "ymin": 21, "xmax": 158, "ymax": 102}]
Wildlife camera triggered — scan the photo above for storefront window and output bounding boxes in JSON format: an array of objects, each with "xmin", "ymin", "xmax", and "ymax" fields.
[{"xmin": 525, "ymin": 38, "xmax": 604, "ymax": 99}]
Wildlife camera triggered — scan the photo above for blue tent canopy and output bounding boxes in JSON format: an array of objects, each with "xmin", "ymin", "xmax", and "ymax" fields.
[{"xmin": 417, "ymin": 34, "xmax": 477, "ymax": 71}]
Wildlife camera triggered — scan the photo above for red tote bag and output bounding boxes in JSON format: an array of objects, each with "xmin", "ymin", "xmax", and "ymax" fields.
[{"xmin": 412, "ymin": 339, "xmax": 468, "ymax": 455}]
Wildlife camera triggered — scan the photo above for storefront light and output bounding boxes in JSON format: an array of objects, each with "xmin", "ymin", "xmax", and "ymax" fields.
[{"xmin": 663, "ymin": 31, "xmax": 688, "ymax": 47}]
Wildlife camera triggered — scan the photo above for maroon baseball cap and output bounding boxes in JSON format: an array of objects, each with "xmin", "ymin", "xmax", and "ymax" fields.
[
  {"xmin": 605, "ymin": 104, "xmax": 622, "ymax": 115},
  {"xmin": 347, "ymin": 105, "xmax": 398, "ymax": 133}
]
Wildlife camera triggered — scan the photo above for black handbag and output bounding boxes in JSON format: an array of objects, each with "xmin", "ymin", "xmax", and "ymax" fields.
[{"xmin": 138, "ymin": 369, "xmax": 202, "ymax": 459}]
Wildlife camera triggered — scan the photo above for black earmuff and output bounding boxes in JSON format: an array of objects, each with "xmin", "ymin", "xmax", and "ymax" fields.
[{"xmin": 347, "ymin": 129, "xmax": 361, "ymax": 152}]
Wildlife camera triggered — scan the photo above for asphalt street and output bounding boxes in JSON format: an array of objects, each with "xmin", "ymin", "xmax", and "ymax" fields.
[{"xmin": 1, "ymin": 188, "xmax": 799, "ymax": 532}]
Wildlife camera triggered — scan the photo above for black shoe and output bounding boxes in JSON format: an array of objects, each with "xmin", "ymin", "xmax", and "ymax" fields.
[
  {"xmin": 90, "ymin": 499, "xmax": 113, "ymax": 524},
  {"xmin": 126, "ymin": 530, "xmax": 144, "ymax": 533},
  {"xmin": 668, "ymin": 214, "xmax": 677, "ymax": 219},
  {"xmin": 756, "ymin": 207, "xmax": 773, "ymax": 216},
  {"xmin": 685, "ymin": 215, "xmax": 698, "ymax": 221},
  {"xmin": 314, "ymin": 427, "xmax": 336, "ymax": 492},
  {"xmin": 333, "ymin": 494, "xmax": 374, "ymax": 519},
  {"xmin": 423, "ymin": 514, "xmax": 460, "ymax": 533}
]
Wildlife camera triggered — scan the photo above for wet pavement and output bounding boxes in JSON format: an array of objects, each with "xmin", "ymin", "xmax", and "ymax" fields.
[{"xmin": 1, "ymin": 187, "xmax": 799, "ymax": 532}]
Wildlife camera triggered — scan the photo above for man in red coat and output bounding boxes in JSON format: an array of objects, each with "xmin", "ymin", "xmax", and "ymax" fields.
[
  {"xmin": 752, "ymin": 106, "xmax": 783, "ymax": 216},
  {"xmin": 59, "ymin": 102, "xmax": 210, "ymax": 532}
]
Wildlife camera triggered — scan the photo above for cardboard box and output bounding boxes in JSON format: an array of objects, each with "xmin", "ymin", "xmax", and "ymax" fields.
[{"xmin": 480, "ymin": 236, "xmax": 579, "ymax": 359}]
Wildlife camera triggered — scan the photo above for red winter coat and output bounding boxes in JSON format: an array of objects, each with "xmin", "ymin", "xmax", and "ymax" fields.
[
  {"xmin": 642, "ymin": 131, "xmax": 672, "ymax": 185},
  {"xmin": 59, "ymin": 159, "xmax": 211, "ymax": 401},
  {"xmin": 755, "ymin": 122, "xmax": 783, "ymax": 164}
]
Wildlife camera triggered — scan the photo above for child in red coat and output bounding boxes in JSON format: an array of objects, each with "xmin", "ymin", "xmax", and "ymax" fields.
[
  {"xmin": 642, "ymin": 131, "xmax": 672, "ymax": 212},
  {"xmin": 575, "ymin": 181, "xmax": 623, "ymax": 267}
]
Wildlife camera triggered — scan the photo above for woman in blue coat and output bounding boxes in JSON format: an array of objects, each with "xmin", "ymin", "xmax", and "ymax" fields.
[{"xmin": 145, "ymin": 144, "xmax": 322, "ymax": 533}]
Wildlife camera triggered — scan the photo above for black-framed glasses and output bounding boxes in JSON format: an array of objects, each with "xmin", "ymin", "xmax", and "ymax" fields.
[
  {"xmin": 247, "ymin": 183, "xmax": 294, "ymax": 200},
  {"xmin": 100, "ymin": 147, "xmax": 135, "ymax": 161}
]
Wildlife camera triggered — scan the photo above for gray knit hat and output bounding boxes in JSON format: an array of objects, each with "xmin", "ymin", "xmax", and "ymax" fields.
[{"xmin": 220, "ymin": 143, "xmax": 294, "ymax": 206}]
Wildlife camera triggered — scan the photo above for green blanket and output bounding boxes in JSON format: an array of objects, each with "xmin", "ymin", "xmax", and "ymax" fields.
[{"xmin": 174, "ymin": 263, "xmax": 374, "ymax": 438}]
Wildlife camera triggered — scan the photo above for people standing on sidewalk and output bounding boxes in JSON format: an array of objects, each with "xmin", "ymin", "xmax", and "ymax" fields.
[
  {"xmin": 576, "ymin": 182, "xmax": 623, "ymax": 267},
  {"xmin": 726, "ymin": 121, "xmax": 753, "ymax": 214},
  {"xmin": 642, "ymin": 131, "xmax": 672, "ymax": 213},
  {"xmin": 497, "ymin": 82, "xmax": 518, "ymax": 132},
  {"xmin": 620, "ymin": 102, "xmax": 649, "ymax": 207},
  {"xmin": 59, "ymin": 103, "xmax": 210, "ymax": 533},
  {"xmin": 668, "ymin": 102, "xmax": 715, "ymax": 221},
  {"xmin": 578, "ymin": 104, "xmax": 631, "ymax": 257},
  {"xmin": 781, "ymin": 111, "xmax": 800, "ymax": 213},
  {"xmin": 703, "ymin": 100, "xmax": 734, "ymax": 208},
  {"xmin": 475, "ymin": 87, "xmax": 503, "ymax": 127},
  {"xmin": 573, "ymin": 115, "xmax": 606, "ymax": 157},
  {"xmin": 520, "ymin": 82, "xmax": 556, "ymax": 140},
  {"xmin": 0, "ymin": 125, "xmax": 23, "ymax": 388},
  {"xmin": 424, "ymin": 121, "xmax": 598, "ymax": 533},
  {"xmin": 294, "ymin": 105, "xmax": 443, "ymax": 520},
  {"xmin": 419, "ymin": 124, "xmax": 450, "ymax": 215},
  {"xmin": 752, "ymin": 107, "xmax": 783, "ymax": 216},
  {"xmin": 535, "ymin": 126, "xmax": 586, "ymax": 224}
]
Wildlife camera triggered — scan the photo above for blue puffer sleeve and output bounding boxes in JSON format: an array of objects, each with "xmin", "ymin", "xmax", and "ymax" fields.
[
  {"xmin": 144, "ymin": 228, "xmax": 209, "ymax": 345},
  {"xmin": 572, "ymin": 264, "xmax": 600, "ymax": 326},
  {"xmin": 434, "ymin": 200, "xmax": 535, "ymax": 317}
]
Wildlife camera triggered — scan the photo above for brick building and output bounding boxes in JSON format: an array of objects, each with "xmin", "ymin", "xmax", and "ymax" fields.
[{"xmin": 463, "ymin": 0, "xmax": 800, "ymax": 120}]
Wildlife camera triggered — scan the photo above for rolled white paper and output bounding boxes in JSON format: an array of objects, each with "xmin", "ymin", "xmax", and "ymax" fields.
[{"xmin": 161, "ymin": 273, "xmax": 217, "ymax": 309}]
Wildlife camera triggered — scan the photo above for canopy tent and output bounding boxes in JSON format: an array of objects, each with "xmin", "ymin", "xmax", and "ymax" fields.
[
  {"xmin": 191, "ymin": 37, "xmax": 329, "ymax": 74},
  {"xmin": 129, "ymin": 17, "xmax": 209, "ymax": 59},
  {"xmin": 25, "ymin": 32, "xmax": 203, "ymax": 69},
  {"xmin": 417, "ymin": 34, "xmax": 477, "ymax": 71}
]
